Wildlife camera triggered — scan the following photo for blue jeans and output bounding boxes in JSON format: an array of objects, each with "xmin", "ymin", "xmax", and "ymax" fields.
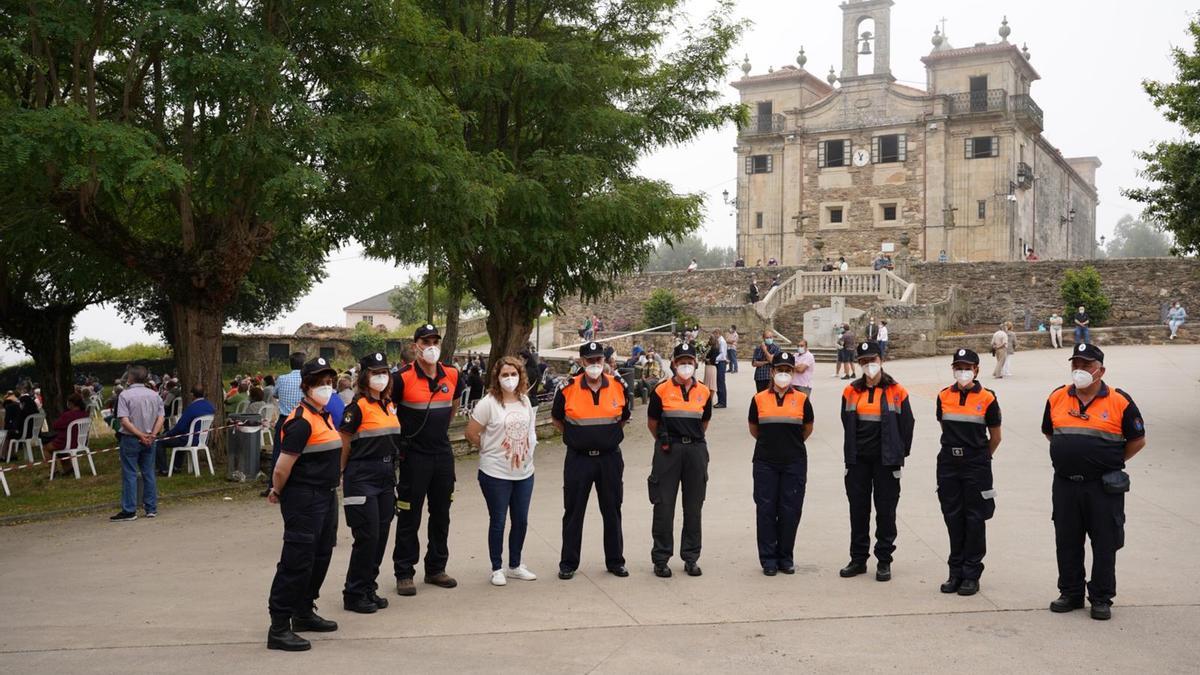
[
  {"xmin": 1074, "ymin": 326, "xmax": 1090, "ymax": 344},
  {"xmin": 878, "ymin": 341, "xmax": 889, "ymax": 360},
  {"xmin": 119, "ymin": 434, "xmax": 157, "ymax": 514},
  {"xmin": 727, "ymin": 348, "xmax": 738, "ymax": 372},
  {"xmin": 477, "ymin": 471, "xmax": 535, "ymax": 571},
  {"xmin": 716, "ymin": 361, "xmax": 727, "ymax": 406}
]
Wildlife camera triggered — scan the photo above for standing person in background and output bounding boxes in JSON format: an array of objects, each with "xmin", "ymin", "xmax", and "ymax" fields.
[
  {"xmin": 751, "ymin": 331, "xmax": 781, "ymax": 392},
  {"xmin": 1167, "ymin": 301, "xmax": 1186, "ymax": 340},
  {"xmin": 877, "ymin": 320, "xmax": 890, "ymax": 360},
  {"xmin": 111, "ymin": 366, "xmax": 165, "ymax": 522},
  {"xmin": 837, "ymin": 324, "xmax": 857, "ymax": 380},
  {"xmin": 702, "ymin": 334, "xmax": 719, "ymax": 391},
  {"xmin": 726, "ymin": 325, "xmax": 739, "ymax": 373},
  {"xmin": 1002, "ymin": 322, "xmax": 1017, "ymax": 378},
  {"xmin": 749, "ymin": 276, "xmax": 760, "ymax": 303},
  {"xmin": 713, "ymin": 329, "xmax": 728, "ymax": 408},
  {"xmin": 1073, "ymin": 306, "xmax": 1090, "ymax": 345},
  {"xmin": 792, "ymin": 339, "xmax": 816, "ymax": 396},
  {"xmin": 1049, "ymin": 312, "xmax": 1064, "ymax": 349},
  {"xmin": 264, "ymin": 352, "xmax": 307, "ymax": 497},
  {"xmin": 990, "ymin": 325, "xmax": 1009, "ymax": 379}
]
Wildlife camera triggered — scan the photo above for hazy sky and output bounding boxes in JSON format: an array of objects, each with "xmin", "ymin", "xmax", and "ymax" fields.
[{"xmin": 2, "ymin": 0, "xmax": 1192, "ymax": 365}]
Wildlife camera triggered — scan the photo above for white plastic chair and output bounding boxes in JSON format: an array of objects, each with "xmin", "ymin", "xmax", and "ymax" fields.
[
  {"xmin": 167, "ymin": 397, "xmax": 183, "ymax": 429},
  {"xmin": 4, "ymin": 413, "xmax": 46, "ymax": 463},
  {"xmin": 169, "ymin": 415, "xmax": 216, "ymax": 477},
  {"xmin": 49, "ymin": 418, "xmax": 96, "ymax": 480},
  {"xmin": 245, "ymin": 402, "xmax": 273, "ymax": 448},
  {"xmin": 234, "ymin": 400, "xmax": 249, "ymax": 414}
]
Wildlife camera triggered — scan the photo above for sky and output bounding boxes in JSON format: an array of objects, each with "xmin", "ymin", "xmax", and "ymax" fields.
[{"xmin": 2, "ymin": 0, "xmax": 1193, "ymax": 365}]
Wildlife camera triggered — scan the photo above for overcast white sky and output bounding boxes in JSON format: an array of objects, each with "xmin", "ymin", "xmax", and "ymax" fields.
[{"xmin": 2, "ymin": 0, "xmax": 1192, "ymax": 365}]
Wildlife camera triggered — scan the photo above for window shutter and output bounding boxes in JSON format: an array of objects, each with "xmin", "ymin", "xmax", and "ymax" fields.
[
  {"xmin": 817, "ymin": 142, "xmax": 826, "ymax": 168},
  {"xmin": 871, "ymin": 136, "xmax": 880, "ymax": 164},
  {"xmin": 745, "ymin": 156, "xmax": 752, "ymax": 173},
  {"xmin": 897, "ymin": 134, "xmax": 907, "ymax": 162},
  {"xmin": 843, "ymin": 140, "xmax": 852, "ymax": 167},
  {"xmin": 965, "ymin": 138, "xmax": 974, "ymax": 159},
  {"xmin": 991, "ymin": 136, "xmax": 1000, "ymax": 158}
]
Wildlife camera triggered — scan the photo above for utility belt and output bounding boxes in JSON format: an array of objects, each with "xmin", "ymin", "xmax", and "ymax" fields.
[
  {"xmin": 570, "ymin": 446, "xmax": 619, "ymax": 457},
  {"xmin": 939, "ymin": 445, "xmax": 989, "ymax": 460},
  {"xmin": 1056, "ymin": 470, "xmax": 1130, "ymax": 494},
  {"xmin": 668, "ymin": 435, "xmax": 704, "ymax": 445},
  {"xmin": 347, "ymin": 453, "xmax": 393, "ymax": 466}
]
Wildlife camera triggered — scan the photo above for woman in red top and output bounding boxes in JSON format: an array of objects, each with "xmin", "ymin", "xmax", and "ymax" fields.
[{"xmin": 46, "ymin": 392, "xmax": 88, "ymax": 469}]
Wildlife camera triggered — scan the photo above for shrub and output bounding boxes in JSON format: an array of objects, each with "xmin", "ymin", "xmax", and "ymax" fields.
[
  {"xmin": 1060, "ymin": 266, "xmax": 1111, "ymax": 326},
  {"xmin": 349, "ymin": 321, "xmax": 387, "ymax": 358},
  {"xmin": 642, "ymin": 289, "xmax": 689, "ymax": 330}
]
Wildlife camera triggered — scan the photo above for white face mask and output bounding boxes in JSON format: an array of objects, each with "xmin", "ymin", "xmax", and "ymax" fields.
[
  {"xmin": 796, "ymin": 347, "xmax": 806, "ymax": 355},
  {"xmin": 864, "ymin": 363, "xmax": 882, "ymax": 379},
  {"xmin": 585, "ymin": 364, "xmax": 604, "ymax": 380},
  {"xmin": 310, "ymin": 385, "xmax": 334, "ymax": 406},
  {"xmin": 675, "ymin": 364, "xmax": 696, "ymax": 380},
  {"xmin": 499, "ymin": 375, "xmax": 520, "ymax": 392},
  {"xmin": 1071, "ymin": 369, "xmax": 1095, "ymax": 389},
  {"xmin": 773, "ymin": 372, "xmax": 793, "ymax": 389},
  {"xmin": 369, "ymin": 374, "xmax": 390, "ymax": 392},
  {"xmin": 421, "ymin": 346, "xmax": 441, "ymax": 364},
  {"xmin": 954, "ymin": 369, "xmax": 975, "ymax": 386}
]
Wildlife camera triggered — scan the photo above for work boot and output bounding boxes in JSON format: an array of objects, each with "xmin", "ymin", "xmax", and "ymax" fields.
[
  {"xmin": 778, "ymin": 566, "xmax": 795, "ymax": 575},
  {"xmin": 369, "ymin": 591, "xmax": 389, "ymax": 609},
  {"xmin": 558, "ymin": 569, "xmax": 575, "ymax": 580},
  {"xmin": 762, "ymin": 568, "xmax": 778, "ymax": 577},
  {"xmin": 940, "ymin": 577, "xmax": 962, "ymax": 594},
  {"xmin": 653, "ymin": 564, "xmax": 672, "ymax": 578},
  {"xmin": 839, "ymin": 561, "xmax": 867, "ymax": 578},
  {"xmin": 875, "ymin": 562, "xmax": 892, "ymax": 582},
  {"xmin": 684, "ymin": 562, "xmax": 702, "ymax": 577},
  {"xmin": 1090, "ymin": 602, "xmax": 1112, "ymax": 621},
  {"xmin": 957, "ymin": 579, "xmax": 979, "ymax": 596},
  {"xmin": 267, "ymin": 614, "xmax": 310, "ymax": 652},
  {"xmin": 396, "ymin": 578, "xmax": 416, "ymax": 596},
  {"xmin": 343, "ymin": 597, "xmax": 378, "ymax": 614},
  {"xmin": 1049, "ymin": 595, "xmax": 1085, "ymax": 613},
  {"xmin": 291, "ymin": 606, "xmax": 338, "ymax": 632},
  {"xmin": 424, "ymin": 572, "xmax": 458, "ymax": 588},
  {"xmin": 607, "ymin": 566, "xmax": 630, "ymax": 578}
]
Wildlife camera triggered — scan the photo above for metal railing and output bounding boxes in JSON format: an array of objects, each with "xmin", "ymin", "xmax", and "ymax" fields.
[
  {"xmin": 1010, "ymin": 94, "xmax": 1044, "ymax": 130},
  {"xmin": 754, "ymin": 270, "xmax": 917, "ymax": 321},
  {"xmin": 946, "ymin": 88, "xmax": 1007, "ymax": 115},
  {"xmin": 740, "ymin": 113, "xmax": 786, "ymax": 137}
]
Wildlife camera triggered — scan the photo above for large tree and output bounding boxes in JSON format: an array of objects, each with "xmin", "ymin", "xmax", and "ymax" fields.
[
  {"xmin": 644, "ymin": 233, "xmax": 737, "ymax": 272},
  {"xmin": 347, "ymin": 0, "xmax": 745, "ymax": 364},
  {"xmin": 1105, "ymin": 215, "xmax": 1172, "ymax": 258},
  {"xmin": 1124, "ymin": 16, "xmax": 1200, "ymax": 256}
]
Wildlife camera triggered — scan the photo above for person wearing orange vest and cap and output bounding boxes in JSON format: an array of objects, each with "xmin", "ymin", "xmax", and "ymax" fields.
[
  {"xmin": 338, "ymin": 352, "xmax": 403, "ymax": 614},
  {"xmin": 748, "ymin": 351, "xmax": 814, "ymax": 576},
  {"xmin": 646, "ymin": 342, "xmax": 714, "ymax": 578},
  {"xmin": 838, "ymin": 340, "xmax": 914, "ymax": 583},
  {"xmin": 265, "ymin": 357, "xmax": 341, "ymax": 651},
  {"xmin": 391, "ymin": 324, "xmax": 465, "ymax": 597},
  {"xmin": 935, "ymin": 348, "xmax": 1002, "ymax": 596},
  {"xmin": 1043, "ymin": 343, "xmax": 1146, "ymax": 621},
  {"xmin": 552, "ymin": 341, "xmax": 632, "ymax": 580}
]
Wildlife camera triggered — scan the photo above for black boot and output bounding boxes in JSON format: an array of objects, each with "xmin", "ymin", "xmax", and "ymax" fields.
[
  {"xmin": 1090, "ymin": 602, "xmax": 1112, "ymax": 620},
  {"xmin": 940, "ymin": 577, "xmax": 962, "ymax": 594},
  {"xmin": 839, "ymin": 561, "xmax": 867, "ymax": 578},
  {"xmin": 957, "ymin": 579, "xmax": 979, "ymax": 596},
  {"xmin": 1049, "ymin": 595, "xmax": 1085, "ymax": 613},
  {"xmin": 343, "ymin": 596, "xmax": 378, "ymax": 614},
  {"xmin": 875, "ymin": 562, "xmax": 891, "ymax": 582},
  {"xmin": 369, "ymin": 591, "xmax": 389, "ymax": 609},
  {"xmin": 267, "ymin": 614, "xmax": 311, "ymax": 652},
  {"xmin": 292, "ymin": 605, "xmax": 338, "ymax": 632}
]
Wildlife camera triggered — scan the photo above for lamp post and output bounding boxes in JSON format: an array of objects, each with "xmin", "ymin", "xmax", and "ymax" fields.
[
  {"xmin": 1060, "ymin": 207, "xmax": 1076, "ymax": 258},
  {"xmin": 723, "ymin": 188, "xmax": 741, "ymax": 260}
]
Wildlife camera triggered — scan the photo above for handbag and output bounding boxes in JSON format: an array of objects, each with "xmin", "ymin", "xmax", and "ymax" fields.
[{"xmin": 1101, "ymin": 470, "xmax": 1130, "ymax": 494}]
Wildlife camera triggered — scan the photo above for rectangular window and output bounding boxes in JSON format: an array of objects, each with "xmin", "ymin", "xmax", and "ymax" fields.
[
  {"xmin": 755, "ymin": 212, "xmax": 764, "ymax": 229},
  {"xmin": 965, "ymin": 136, "xmax": 999, "ymax": 159},
  {"xmin": 829, "ymin": 207, "xmax": 844, "ymax": 224},
  {"xmin": 882, "ymin": 204, "xmax": 898, "ymax": 221},
  {"xmin": 745, "ymin": 154, "xmax": 773, "ymax": 174},
  {"xmin": 872, "ymin": 134, "xmax": 906, "ymax": 164},
  {"xmin": 756, "ymin": 101, "xmax": 774, "ymax": 132},
  {"xmin": 969, "ymin": 75, "xmax": 989, "ymax": 112},
  {"xmin": 363, "ymin": 315, "xmax": 374, "ymax": 325},
  {"xmin": 221, "ymin": 346, "xmax": 238, "ymax": 365},
  {"xmin": 319, "ymin": 347, "xmax": 336, "ymax": 362},
  {"xmin": 819, "ymin": 139, "xmax": 850, "ymax": 168},
  {"xmin": 978, "ymin": 200, "xmax": 987, "ymax": 219},
  {"xmin": 268, "ymin": 343, "xmax": 290, "ymax": 363}
]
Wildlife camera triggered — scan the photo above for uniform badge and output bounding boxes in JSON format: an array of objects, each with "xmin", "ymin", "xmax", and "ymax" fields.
[
  {"xmin": 317, "ymin": 358, "xmax": 326, "ymax": 365},
  {"xmin": 861, "ymin": 342, "xmax": 869, "ymax": 350},
  {"xmin": 1078, "ymin": 344, "xmax": 1086, "ymax": 352},
  {"xmin": 958, "ymin": 349, "xmax": 966, "ymax": 356},
  {"xmin": 1134, "ymin": 418, "xmax": 1144, "ymax": 431},
  {"xmin": 344, "ymin": 413, "xmax": 353, "ymax": 424}
]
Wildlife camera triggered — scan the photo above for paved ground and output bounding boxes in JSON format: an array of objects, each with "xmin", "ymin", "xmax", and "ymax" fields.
[{"xmin": 2, "ymin": 344, "xmax": 1198, "ymax": 673}]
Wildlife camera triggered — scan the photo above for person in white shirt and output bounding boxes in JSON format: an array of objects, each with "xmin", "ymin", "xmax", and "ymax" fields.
[
  {"xmin": 714, "ymin": 331, "xmax": 728, "ymax": 408},
  {"xmin": 877, "ymin": 320, "xmax": 890, "ymax": 360},
  {"xmin": 990, "ymin": 325, "xmax": 1009, "ymax": 378},
  {"xmin": 686, "ymin": 258, "xmax": 698, "ymax": 273},
  {"xmin": 792, "ymin": 339, "xmax": 816, "ymax": 395},
  {"xmin": 1049, "ymin": 313, "xmax": 1064, "ymax": 348},
  {"xmin": 465, "ymin": 357, "xmax": 539, "ymax": 587}
]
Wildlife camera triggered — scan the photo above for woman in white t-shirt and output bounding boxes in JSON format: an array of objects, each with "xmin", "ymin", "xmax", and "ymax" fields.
[{"xmin": 465, "ymin": 356, "xmax": 539, "ymax": 587}]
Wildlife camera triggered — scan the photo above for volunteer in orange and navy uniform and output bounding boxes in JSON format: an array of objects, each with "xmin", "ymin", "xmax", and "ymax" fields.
[
  {"xmin": 552, "ymin": 341, "xmax": 633, "ymax": 580},
  {"xmin": 935, "ymin": 348, "xmax": 1002, "ymax": 596},
  {"xmin": 338, "ymin": 352, "xmax": 403, "ymax": 614},
  {"xmin": 391, "ymin": 324, "xmax": 465, "ymax": 596},
  {"xmin": 748, "ymin": 351, "xmax": 814, "ymax": 576},
  {"xmin": 646, "ymin": 342, "xmax": 713, "ymax": 578},
  {"xmin": 265, "ymin": 357, "xmax": 341, "ymax": 652},
  {"xmin": 1043, "ymin": 343, "xmax": 1146, "ymax": 621},
  {"xmin": 838, "ymin": 340, "xmax": 914, "ymax": 583}
]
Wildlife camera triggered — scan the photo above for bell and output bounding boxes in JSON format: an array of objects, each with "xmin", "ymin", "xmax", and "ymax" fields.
[{"xmin": 859, "ymin": 38, "xmax": 872, "ymax": 55}]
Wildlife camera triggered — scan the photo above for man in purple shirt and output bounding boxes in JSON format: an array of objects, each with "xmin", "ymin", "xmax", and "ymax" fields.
[{"xmin": 112, "ymin": 366, "xmax": 165, "ymax": 522}]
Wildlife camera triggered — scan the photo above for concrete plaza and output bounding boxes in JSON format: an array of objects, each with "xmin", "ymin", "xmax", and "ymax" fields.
[{"xmin": 2, "ymin": 344, "xmax": 1198, "ymax": 673}]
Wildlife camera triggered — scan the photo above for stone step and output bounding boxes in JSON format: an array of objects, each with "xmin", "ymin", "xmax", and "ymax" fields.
[{"xmin": 808, "ymin": 347, "xmax": 840, "ymax": 363}]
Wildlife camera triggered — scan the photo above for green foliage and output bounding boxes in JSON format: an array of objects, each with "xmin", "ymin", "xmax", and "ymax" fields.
[
  {"xmin": 642, "ymin": 289, "xmax": 692, "ymax": 330},
  {"xmin": 349, "ymin": 321, "xmax": 388, "ymax": 359},
  {"xmin": 69, "ymin": 339, "xmax": 171, "ymax": 363},
  {"xmin": 1123, "ymin": 17, "xmax": 1200, "ymax": 256},
  {"xmin": 1105, "ymin": 215, "xmax": 1172, "ymax": 258},
  {"xmin": 1060, "ymin": 266, "xmax": 1111, "ymax": 326},
  {"xmin": 387, "ymin": 277, "xmax": 483, "ymax": 325},
  {"xmin": 643, "ymin": 234, "xmax": 737, "ymax": 272}
]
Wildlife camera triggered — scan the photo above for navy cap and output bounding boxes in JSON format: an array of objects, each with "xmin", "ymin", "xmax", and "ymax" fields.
[
  {"xmin": 772, "ymin": 351, "xmax": 795, "ymax": 368},
  {"xmin": 1070, "ymin": 342, "xmax": 1104, "ymax": 363},
  {"xmin": 360, "ymin": 351, "xmax": 390, "ymax": 371},
  {"xmin": 855, "ymin": 340, "xmax": 882, "ymax": 360},
  {"xmin": 950, "ymin": 348, "xmax": 980, "ymax": 366},
  {"xmin": 579, "ymin": 341, "xmax": 604, "ymax": 358},
  {"xmin": 413, "ymin": 323, "xmax": 440, "ymax": 340},
  {"xmin": 672, "ymin": 342, "xmax": 697, "ymax": 361},
  {"xmin": 301, "ymin": 357, "xmax": 337, "ymax": 380}
]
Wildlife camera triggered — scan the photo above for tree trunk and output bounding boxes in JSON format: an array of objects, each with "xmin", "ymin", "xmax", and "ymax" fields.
[
  {"xmin": 484, "ymin": 295, "xmax": 539, "ymax": 368},
  {"xmin": 440, "ymin": 279, "xmax": 464, "ymax": 363},
  {"xmin": 171, "ymin": 302, "xmax": 226, "ymax": 459},
  {"xmin": 20, "ymin": 310, "xmax": 76, "ymax": 420}
]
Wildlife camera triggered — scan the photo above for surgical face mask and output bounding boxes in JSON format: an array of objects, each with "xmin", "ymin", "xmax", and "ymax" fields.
[
  {"xmin": 310, "ymin": 385, "xmax": 334, "ymax": 406},
  {"xmin": 796, "ymin": 347, "xmax": 806, "ymax": 355},
  {"xmin": 369, "ymin": 374, "xmax": 390, "ymax": 392},
  {"xmin": 499, "ymin": 375, "xmax": 520, "ymax": 392},
  {"xmin": 773, "ymin": 372, "xmax": 793, "ymax": 389},
  {"xmin": 764, "ymin": 338, "xmax": 774, "ymax": 346},
  {"xmin": 585, "ymin": 364, "xmax": 604, "ymax": 380},
  {"xmin": 675, "ymin": 364, "xmax": 696, "ymax": 380},
  {"xmin": 1072, "ymin": 369, "xmax": 1095, "ymax": 389},
  {"xmin": 954, "ymin": 369, "xmax": 975, "ymax": 386},
  {"xmin": 420, "ymin": 345, "xmax": 441, "ymax": 364},
  {"xmin": 863, "ymin": 363, "xmax": 882, "ymax": 379}
]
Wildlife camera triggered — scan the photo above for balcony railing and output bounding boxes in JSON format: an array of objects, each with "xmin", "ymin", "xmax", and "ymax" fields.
[
  {"xmin": 1010, "ymin": 94, "xmax": 1044, "ymax": 131},
  {"xmin": 740, "ymin": 113, "xmax": 786, "ymax": 137},
  {"xmin": 946, "ymin": 88, "xmax": 1008, "ymax": 115}
]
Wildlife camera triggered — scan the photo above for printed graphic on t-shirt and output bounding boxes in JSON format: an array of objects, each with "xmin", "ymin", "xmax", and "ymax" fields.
[{"xmin": 502, "ymin": 410, "xmax": 531, "ymax": 471}]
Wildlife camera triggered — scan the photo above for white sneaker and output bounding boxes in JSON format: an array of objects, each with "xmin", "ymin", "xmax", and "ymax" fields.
[
  {"xmin": 490, "ymin": 570, "xmax": 507, "ymax": 586},
  {"xmin": 505, "ymin": 564, "xmax": 537, "ymax": 581}
]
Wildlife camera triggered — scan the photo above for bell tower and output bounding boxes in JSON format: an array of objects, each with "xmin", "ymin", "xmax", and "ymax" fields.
[{"xmin": 840, "ymin": 0, "xmax": 895, "ymax": 82}]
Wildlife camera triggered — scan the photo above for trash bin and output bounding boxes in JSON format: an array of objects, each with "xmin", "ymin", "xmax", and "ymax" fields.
[{"xmin": 226, "ymin": 413, "xmax": 263, "ymax": 482}]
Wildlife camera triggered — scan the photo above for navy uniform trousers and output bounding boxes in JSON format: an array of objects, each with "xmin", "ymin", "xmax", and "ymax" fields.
[
  {"xmin": 268, "ymin": 484, "xmax": 338, "ymax": 617},
  {"xmin": 342, "ymin": 457, "xmax": 395, "ymax": 602},
  {"xmin": 1053, "ymin": 476, "xmax": 1125, "ymax": 604},
  {"xmin": 393, "ymin": 450, "xmax": 455, "ymax": 580},
  {"xmin": 752, "ymin": 457, "xmax": 807, "ymax": 571},
  {"xmin": 844, "ymin": 459, "xmax": 901, "ymax": 564},
  {"xmin": 560, "ymin": 449, "xmax": 625, "ymax": 572},
  {"xmin": 936, "ymin": 458, "xmax": 995, "ymax": 580}
]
